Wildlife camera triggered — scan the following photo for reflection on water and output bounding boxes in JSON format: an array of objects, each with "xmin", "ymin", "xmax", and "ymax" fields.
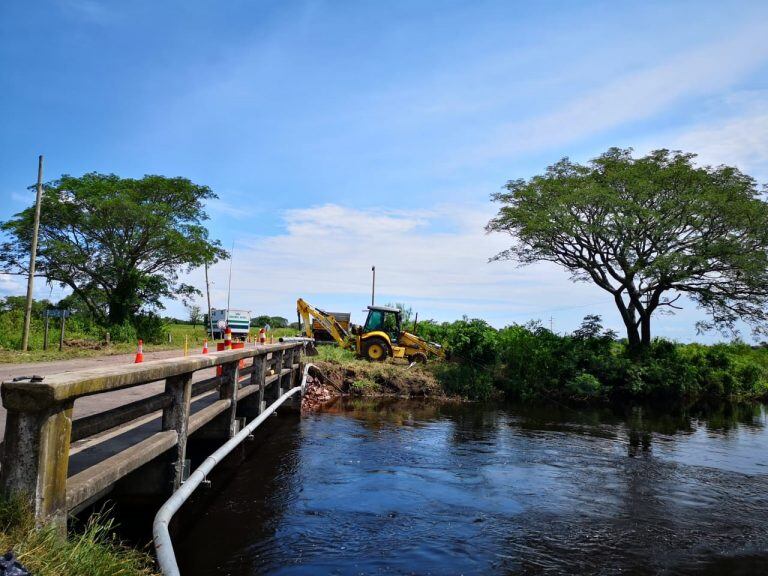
[{"xmin": 174, "ymin": 400, "xmax": 768, "ymax": 575}]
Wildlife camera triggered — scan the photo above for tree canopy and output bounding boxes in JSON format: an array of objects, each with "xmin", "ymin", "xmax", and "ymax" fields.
[
  {"xmin": 487, "ymin": 148, "xmax": 768, "ymax": 349},
  {"xmin": 1, "ymin": 173, "xmax": 227, "ymax": 326}
]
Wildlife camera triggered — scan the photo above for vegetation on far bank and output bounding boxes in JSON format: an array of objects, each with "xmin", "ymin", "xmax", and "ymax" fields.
[
  {"xmin": 416, "ymin": 315, "xmax": 768, "ymax": 403},
  {"xmin": 309, "ymin": 316, "xmax": 768, "ymax": 405},
  {"xmin": 0, "ymin": 496, "xmax": 156, "ymax": 576}
]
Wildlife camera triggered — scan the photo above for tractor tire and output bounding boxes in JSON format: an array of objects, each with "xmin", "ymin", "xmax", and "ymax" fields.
[
  {"xmin": 362, "ymin": 337, "xmax": 390, "ymax": 362},
  {"xmin": 409, "ymin": 352, "xmax": 428, "ymax": 364}
]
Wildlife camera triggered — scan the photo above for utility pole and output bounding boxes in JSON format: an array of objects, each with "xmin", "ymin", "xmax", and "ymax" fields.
[
  {"xmin": 21, "ymin": 155, "xmax": 44, "ymax": 351},
  {"xmin": 371, "ymin": 266, "xmax": 376, "ymax": 306},
  {"xmin": 549, "ymin": 316, "xmax": 554, "ymax": 332},
  {"xmin": 225, "ymin": 242, "xmax": 234, "ymax": 326},
  {"xmin": 204, "ymin": 261, "xmax": 214, "ymax": 338}
]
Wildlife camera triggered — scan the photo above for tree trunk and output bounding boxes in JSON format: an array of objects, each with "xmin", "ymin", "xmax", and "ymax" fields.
[
  {"xmin": 615, "ymin": 293, "xmax": 643, "ymax": 355},
  {"xmin": 640, "ymin": 316, "xmax": 652, "ymax": 347},
  {"xmin": 108, "ymin": 274, "xmax": 141, "ymax": 325},
  {"xmin": 623, "ymin": 319, "xmax": 642, "ymax": 355}
]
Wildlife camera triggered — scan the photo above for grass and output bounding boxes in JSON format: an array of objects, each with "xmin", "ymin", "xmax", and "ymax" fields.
[{"xmin": 0, "ymin": 496, "xmax": 157, "ymax": 576}]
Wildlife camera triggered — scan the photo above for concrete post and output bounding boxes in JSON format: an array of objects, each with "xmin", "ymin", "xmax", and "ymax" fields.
[
  {"xmin": 162, "ymin": 373, "xmax": 193, "ymax": 490},
  {"xmin": 263, "ymin": 352, "xmax": 281, "ymax": 408},
  {"xmin": 1, "ymin": 401, "xmax": 73, "ymax": 529},
  {"xmin": 237, "ymin": 354, "xmax": 266, "ymax": 422}
]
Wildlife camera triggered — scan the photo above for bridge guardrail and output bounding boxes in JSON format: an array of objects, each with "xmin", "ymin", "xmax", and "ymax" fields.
[
  {"xmin": 0, "ymin": 342, "xmax": 306, "ymax": 527},
  {"xmin": 153, "ymin": 362, "xmax": 315, "ymax": 576}
]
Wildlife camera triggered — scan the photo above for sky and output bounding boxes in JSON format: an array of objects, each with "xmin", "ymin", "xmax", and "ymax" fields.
[{"xmin": 1, "ymin": 0, "xmax": 767, "ymax": 342}]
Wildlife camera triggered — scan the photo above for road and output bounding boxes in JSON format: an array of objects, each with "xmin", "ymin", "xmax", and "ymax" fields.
[{"xmin": 0, "ymin": 348, "xmax": 201, "ymax": 442}]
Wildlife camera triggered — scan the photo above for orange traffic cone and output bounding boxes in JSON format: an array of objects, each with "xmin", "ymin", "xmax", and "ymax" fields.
[
  {"xmin": 202, "ymin": 339, "xmax": 209, "ymax": 354},
  {"xmin": 258, "ymin": 327, "xmax": 266, "ymax": 344},
  {"xmin": 134, "ymin": 339, "xmax": 144, "ymax": 363},
  {"xmin": 224, "ymin": 328, "xmax": 232, "ymax": 350}
]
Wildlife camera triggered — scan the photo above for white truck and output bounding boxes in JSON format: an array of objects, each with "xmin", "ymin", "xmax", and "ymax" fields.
[{"xmin": 210, "ymin": 308, "xmax": 251, "ymax": 340}]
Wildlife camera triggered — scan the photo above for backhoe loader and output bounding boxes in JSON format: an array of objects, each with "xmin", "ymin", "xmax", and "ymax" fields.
[{"xmin": 297, "ymin": 298, "xmax": 444, "ymax": 363}]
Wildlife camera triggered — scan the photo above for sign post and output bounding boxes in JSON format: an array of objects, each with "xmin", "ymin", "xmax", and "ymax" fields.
[
  {"xmin": 43, "ymin": 314, "xmax": 50, "ymax": 350},
  {"xmin": 45, "ymin": 309, "xmax": 70, "ymax": 352}
]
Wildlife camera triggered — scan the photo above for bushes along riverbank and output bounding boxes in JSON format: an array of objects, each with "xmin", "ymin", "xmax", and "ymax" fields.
[{"xmin": 417, "ymin": 315, "xmax": 768, "ymax": 402}]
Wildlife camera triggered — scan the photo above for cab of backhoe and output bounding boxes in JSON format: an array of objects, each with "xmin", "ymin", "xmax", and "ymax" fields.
[{"xmin": 362, "ymin": 306, "xmax": 402, "ymax": 343}]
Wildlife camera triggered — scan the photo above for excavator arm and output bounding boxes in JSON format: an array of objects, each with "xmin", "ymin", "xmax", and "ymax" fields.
[{"xmin": 297, "ymin": 298, "xmax": 353, "ymax": 350}]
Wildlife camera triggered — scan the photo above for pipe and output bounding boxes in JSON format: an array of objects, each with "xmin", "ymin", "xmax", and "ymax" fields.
[{"xmin": 153, "ymin": 363, "xmax": 315, "ymax": 575}]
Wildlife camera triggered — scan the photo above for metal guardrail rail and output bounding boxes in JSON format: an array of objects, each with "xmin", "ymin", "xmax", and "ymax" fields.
[{"xmin": 153, "ymin": 363, "xmax": 315, "ymax": 576}]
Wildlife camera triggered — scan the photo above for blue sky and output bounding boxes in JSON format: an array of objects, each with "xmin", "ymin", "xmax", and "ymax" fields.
[{"xmin": 1, "ymin": 0, "xmax": 767, "ymax": 341}]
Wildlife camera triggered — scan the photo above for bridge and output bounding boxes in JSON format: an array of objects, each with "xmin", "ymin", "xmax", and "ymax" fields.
[{"xmin": 0, "ymin": 341, "xmax": 309, "ymax": 527}]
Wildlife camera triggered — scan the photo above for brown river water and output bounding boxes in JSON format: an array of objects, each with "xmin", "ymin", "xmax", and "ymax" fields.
[{"xmin": 168, "ymin": 399, "xmax": 768, "ymax": 575}]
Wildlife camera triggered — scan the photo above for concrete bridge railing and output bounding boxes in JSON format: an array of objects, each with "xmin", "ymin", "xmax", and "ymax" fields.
[{"xmin": 0, "ymin": 342, "xmax": 306, "ymax": 527}]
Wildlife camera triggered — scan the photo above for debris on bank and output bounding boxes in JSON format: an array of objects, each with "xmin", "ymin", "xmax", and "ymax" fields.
[
  {"xmin": 301, "ymin": 369, "xmax": 338, "ymax": 412},
  {"xmin": 302, "ymin": 359, "xmax": 443, "ymax": 412}
]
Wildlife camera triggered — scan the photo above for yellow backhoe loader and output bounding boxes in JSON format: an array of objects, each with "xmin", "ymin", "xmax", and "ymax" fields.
[{"xmin": 297, "ymin": 298, "xmax": 445, "ymax": 363}]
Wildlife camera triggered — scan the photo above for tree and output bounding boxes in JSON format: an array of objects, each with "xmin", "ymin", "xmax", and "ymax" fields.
[
  {"xmin": 187, "ymin": 304, "xmax": 202, "ymax": 328},
  {"xmin": 250, "ymin": 315, "xmax": 288, "ymax": 329},
  {"xmin": 385, "ymin": 302, "xmax": 414, "ymax": 325},
  {"xmin": 487, "ymin": 148, "xmax": 768, "ymax": 351},
  {"xmin": 0, "ymin": 173, "xmax": 228, "ymax": 326}
]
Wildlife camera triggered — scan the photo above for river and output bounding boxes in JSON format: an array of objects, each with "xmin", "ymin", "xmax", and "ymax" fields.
[{"xmin": 172, "ymin": 399, "xmax": 768, "ymax": 575}]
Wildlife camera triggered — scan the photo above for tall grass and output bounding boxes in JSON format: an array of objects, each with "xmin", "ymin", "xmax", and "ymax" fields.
[{"xmin": 0, "ymin": 496, "xmax": 157, "ymax": 576}]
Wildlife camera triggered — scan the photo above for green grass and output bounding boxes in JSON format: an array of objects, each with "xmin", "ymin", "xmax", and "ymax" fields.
[
  {"xmin": 0, "ymin": 496, "xmax": 157, "ymax": 576},
  {"xmin": 351, "ymin": 377, "xmax": 377, "ymax": 392},
  {"xmin": 313, "ymin": 345, "xmax": 357, "ymax": 363}
]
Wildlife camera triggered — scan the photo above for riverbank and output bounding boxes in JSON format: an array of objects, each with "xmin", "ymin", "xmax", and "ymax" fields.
[
  {"xmin": 308, "ymin": 321, "xmax": 768, "ymax": 406},
  {"xmin": 0, "ymin": 497, "xmax": 156, "ymax": 576},
  {"xmin": 311, "ymin": 346, "xmax": 445, "ymax": 398}
]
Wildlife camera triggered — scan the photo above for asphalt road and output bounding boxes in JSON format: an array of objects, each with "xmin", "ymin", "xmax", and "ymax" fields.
[{"xmin": 0, "ymin": 348, "xmax": 198, "ymax": 441}]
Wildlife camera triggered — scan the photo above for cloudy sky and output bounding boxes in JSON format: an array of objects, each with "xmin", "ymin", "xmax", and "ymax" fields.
[{"xmin": 1, "ymin": 0, "xmax": 767, "ymax": 341}]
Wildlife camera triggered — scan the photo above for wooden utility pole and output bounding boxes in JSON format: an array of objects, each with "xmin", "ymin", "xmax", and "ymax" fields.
[
  {"xmin": 21, "ymin": 155, "xmax": 44, "ymax": 351},
  {"xmin": 204, "ymin": 261, "xmax": 213, "ymax": 338}
]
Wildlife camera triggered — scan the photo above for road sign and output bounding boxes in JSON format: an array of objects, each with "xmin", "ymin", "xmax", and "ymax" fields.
[{"xmin": 45, "ymin": 309, "xmax": 70, "ymax": 318}]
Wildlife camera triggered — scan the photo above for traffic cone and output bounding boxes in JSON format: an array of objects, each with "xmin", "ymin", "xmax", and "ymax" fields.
[
  {"xmin": 259, "ymin": 327, "xmax": 266, "ymax": 344},
  {"xmin": 224, "ymin": 328, "xmax": 232, "ymax": 350},
  {"xmin": 134, "ymin": 339, "xmax": 144, "ymax": 363},
  {"xmin": 202, "ymin": 339, "xmax": 209, "ymax": 354}
]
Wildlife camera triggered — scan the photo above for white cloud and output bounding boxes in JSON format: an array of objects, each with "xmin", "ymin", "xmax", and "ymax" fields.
[
  {"xmin": 206, "ymin": 198, "xmax": 260, "ymax": 221},
  {"xmin": 469, "ymin": 23, "xmax": 768, "ymax": 162},
  {"xmin": 671, "ymin": 101, "xmax": 768, "ymax": 178},
  {"xmin": 189, "ymin": 203, "xmax": 612, "ymax": 327},
  {"xmin": 0, "ymin": 274, "xmax": 24, "ymax": 298}
]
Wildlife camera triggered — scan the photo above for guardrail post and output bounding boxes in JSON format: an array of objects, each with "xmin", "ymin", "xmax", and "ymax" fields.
[
  {"xmin": 0, "ymin": 399, "xmax": 73, "ymax": 529},
  {"xmin": 238, "ymin": 353, "xmax": 266, "ymax": 422},
  {"xmin": 220, "ymin": 360, "xmax": 240, "ymax": 437},
  {"xmin": 162, "ymin": 373, "xmax": 193, "ymax": 490},
  {"xmin": 278, "ymin": 349, "xmax": 290, "ymax": 395},
  {"xmin": 263, "ymin": 352, "xmax": 280, "ymax": 408},
  {"xmin": 291, "ymin": 347, "xmax": 304, "ymax": 410}
]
